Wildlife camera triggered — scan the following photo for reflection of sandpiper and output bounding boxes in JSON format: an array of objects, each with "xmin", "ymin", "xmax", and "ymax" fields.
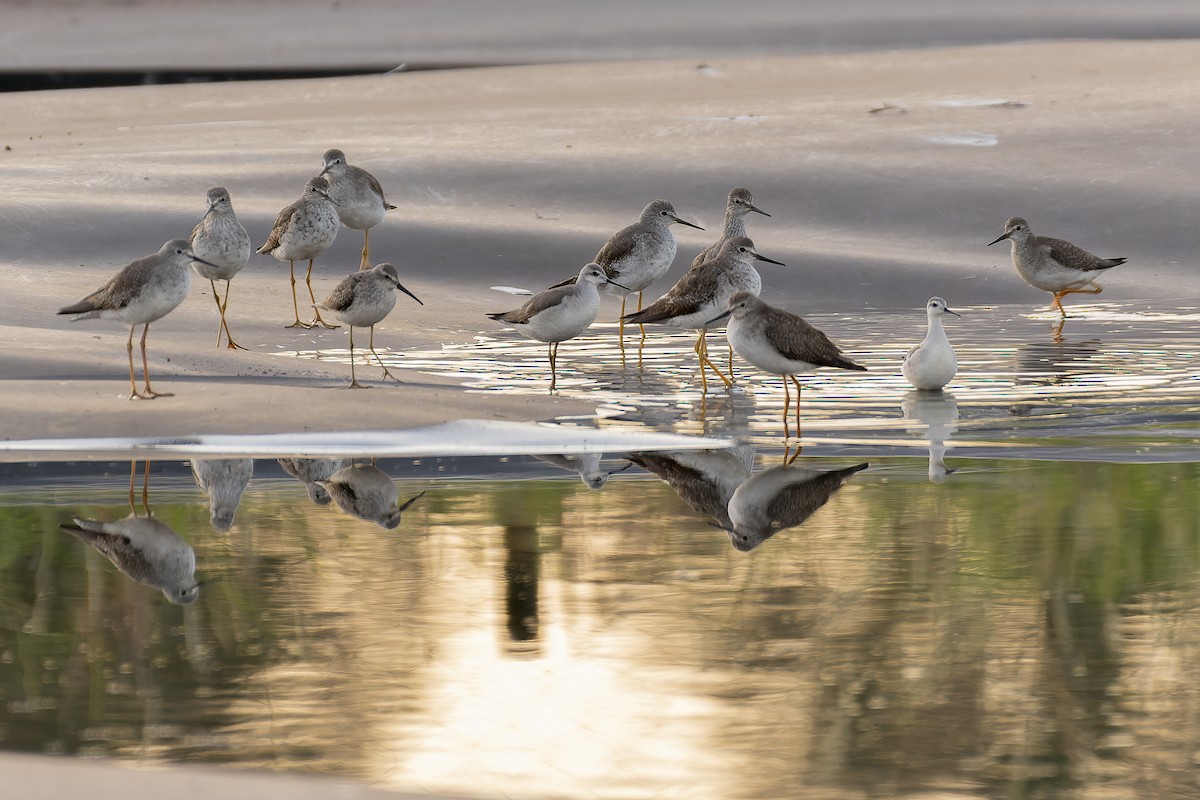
[
  {"xmin": 57, "ymin": 239, "xmax": 217, "ymax": 400},
  {"xmin": 629, "ymin": 444, "xmax": 756, "ymax": 529},
  {"xmin": 319, "ymin": 463, "xmax": 425, "ymax": 529},
  {"xmin": 59, "ymin": 461, "xmax": 200, "ymax": 604},
  {"xmin": 723, "ymin": 462, "xmax": 868, "ymax": 551},
  {"xmin": 532, "ymin": 453, "xmax": 631, "ymax": 489},
  {"xmin": 190, "ymin": 458, "xmax": 254, "ymax": 531},
  {"xmin": 278, "ymin": 458, "xmax": 347, "ymax": 505},
  {"xmin": 901, "ymin": 390, "xmax": 958, "ymax": 482},
  {"xmin": 988, "ymin": 216, "xmax": 1126, "ymax": 318},
  {"xmin": 488, "ymin": 263, "xmax": 628, "ymax": 392},
  {"xmin": 903, "ymin": 297, "xmax": 959, "ymax": 391}
]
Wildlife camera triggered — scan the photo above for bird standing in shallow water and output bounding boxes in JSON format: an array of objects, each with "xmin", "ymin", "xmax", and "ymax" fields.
[
  {"xmin": 57, "ymin": 238, "xmax": 215, "ymax": 400},
  {"xmin": 190, "ymin": 186, "xmax": 251, "ymax": 349},
  {"xmin": 988, "ymin": 216, "xmax": 1126, "ymax": 318},
  {"xmin": 707, "ymin": 291, "xmax": 866, "ymax": 441},
  {"xmin": 624, "ymin": 236, "xmax": 785, "ymax": 394},
  {"xmin": 319, "ymin": 148, "xmax": 396, "ymax": 271},
  {"xmin": 314, "ymin": 262, "xmax": 423, "ymax": 388},
  {"xmin": 488, "ymin": 263, "xmax": 629, "ymax": 392},
  {"xmin": 903, "ymin": 296, "xmax": 959, "ymax": 391},
  {"xmin": 257, "ymin": 176, "xmax": 340, "ymax": 329}
]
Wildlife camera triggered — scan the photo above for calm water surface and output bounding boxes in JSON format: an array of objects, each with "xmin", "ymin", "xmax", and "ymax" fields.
[{"xmin": 2, "ymin": 453, "xmax": 1199, "ymax": 799}]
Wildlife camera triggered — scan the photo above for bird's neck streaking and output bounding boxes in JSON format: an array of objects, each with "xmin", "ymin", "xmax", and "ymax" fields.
[{"xmin": 722, "ymin": 212, "xmax": 747, "ymax": 240}]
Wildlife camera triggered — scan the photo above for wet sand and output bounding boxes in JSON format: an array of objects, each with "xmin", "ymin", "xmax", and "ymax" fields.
[{"xmin": 3, "ymin": 40, "xmax": 1200, "ymax": 445}]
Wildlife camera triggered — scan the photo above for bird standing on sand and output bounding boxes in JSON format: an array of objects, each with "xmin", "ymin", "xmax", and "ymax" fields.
[
  {"xmin": 988, "ymin": 216, "xmax": 1126, "ymax": 317},
  {"xmin": 190, "ymin": 186, "xmax": 251, "ymax": 350},
  {"xmin": 60, "ymin": 513, "xmax": 200, "ymax": 604},
  {"xmin": 488, "ymin": 263, "xmax": 629, "ymax": 392},
  {"xmin": 903, "ymin": 296, "xmax": 959, "ymax": 391},
  {"xmin": 314, "ymin": 262, "xmax": 423, "ymax": 388},
  {"xmin": 57, "ymin": 239, "xmax": 215, "ymax": 400},
  {"xmin": 257, "ymin": 176, "xmax": 340, "ymax": 329},
  {"xmin": 706, "ymin": 291, "xmax": 866, "ymax": 438},
  {"xmin": 624, "ymin": 236, "xmax": 784, "ymax": 393},
  {"xmin": 320, "ymin": 148, "xmax": 395, "ymax": 271},
  {"xmin": 690, "ymin": 187, "xmax": 770, "ymax": 269}
]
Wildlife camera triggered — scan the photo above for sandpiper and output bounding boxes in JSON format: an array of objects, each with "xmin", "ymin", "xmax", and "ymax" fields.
[
  {"xmin": 190, "ymin": 458, "xmax": 254, "ymax": 531},
  {"xmin": 488, "ymin": 263, "xmax": 629, "ymax": 392},
  {"xmin": 533, "ymin": 453, "xmax": 632, "ymax": 490},
  {"xmin": 57, "ymin": 239, "xmax": 214, "ymax": 400},
  {"xmin": 320, "ymin": 148, "xmax": 395, "ymax": 270},
  {"xmin": 314, "ymin": 262, "xmax": 423, "ymax": 388},
  {"xmin": 277, "ymin": 457, "xmax": 347, "ymax": 505},
  {"xmin": 60, "ymin": 512, "xmax": 200, "ymax": 604},
  {"xmin": 623, "ymin": 236, "xmax": 784, "ymax": 393},
  {"xmin": 190, "ymin": 186, "xmax": 252, "ymax": 349},
  {"xmin": 707, "ymin": 291, "xmax": 866, "ymax": 437},
  {"xmin": 319, "ymin": 463, "xmax": 426, "ymax": 529},
  {"xmin": 988, "ymin": 216, "xmax": 1126, "ymax": 317},
  {"xmin": 903, "ymin": 296, "xmax": 959, "ymax": 391},
  {"xmin": 257, "ymin": 176, "xmax": 340, "ymax": 329},
  {"xmin": 690, "ymin": 187, "xmax": 770, "ymax": 269}
]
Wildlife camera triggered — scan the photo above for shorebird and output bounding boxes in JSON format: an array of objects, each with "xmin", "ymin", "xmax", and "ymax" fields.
[
  {"xmin": 57, "ymin": 239, "xmax": 214, "ymax": 400},
  {"xmin": 628, "ymin": 444, "xmax": 756, "ymax": 529},
  {"xmin": 988, "ymin": 216, "xmax": 1126, "ymax": 317},
  {"xmin": 623, "ymin": 236, "xmax": 784, "ymax": 393},
  {"xmin": 60, "ymin": 465, "xmax": 200, "ymax": 604},
  {"xmin": 189, "ymin": 186, "xmax": 251, "ymax": 350},
  {"xmin": 707, "ymin": 291, "xmax": 866, "ymax": 439},
  {"xmin": 257, "ymin": 176, "xmax": 340, "ymax": 329},
  {"xmin": 723, "ymin": 462, "xmax": 868, "ymax": 551},
  {"xmin": 488, "ymin": 263, "xmax": 629, "ymax": 392},
  {"xmin": 689, "ymin": 188, "xmax": 771, "ymax": 374},
  {"xmin": 320, "ymin": 148, "xmax": 395, "ymax": 270},
  {"xmin": 903, "ymin": 297, "xmax": 960, "ymax": 391},
  {"xmin": 314, "ymin": 262, "xmax": 423, "ymax": 388},
  {"xmin": 533, "ymin": 453, "xmax": 632, "ymax": 490},
  {"xmin": 190, "ymin": 458, "xmax": 254, "ymax": 531},
  {"xmin": 690, "ymin": 187, "xmax": 770, "ymax": 269},
  {"xmin": 902, "ymin": 391, "xmax": 958, "ymax": 483},
  {"xmin": 319, "ymin": 463, "xmax": 426, "ymax": 529}
]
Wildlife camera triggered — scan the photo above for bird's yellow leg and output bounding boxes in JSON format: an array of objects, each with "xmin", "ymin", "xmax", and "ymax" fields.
[
  {"xmin": 694, "ymin": 334, "xmax": 709, "ymax": 394},
  {"xmin": 548, "ymin": 342, "xmax": 558, "ymax": 393},
  {"xmin": 307, "ymin": 260, "xmax": 339, "ymax": 329},
  {"xmin": 210, "ymin": 279, "xmax": 225, "ymax": 348},
  {"xmin": 359, "ymin": 229, "xmax": 371, "ymax": 271},
  {"xmin": 286, "ymin": 260, "xmax": 312, "ymax": 328},
  {"xmin": 125, "ymin": 326, "xmax": 149, "ymax": 400},
  {"xmin": 127, "ymin": 460, "xmax": 137, "ymax": 511},
  {"xmin": 791, "ymin": 375, "xmax": 804, "ymax": 449},
  {"xmin": 697, "ymin": 332, "xmax": 733, "ymax": 388},
  {"xmin": 618, "ymin": 295, "xmax": 626, "ymax": 354},
  {"xmin": 140, "ymin": 324, "xmax": 173, "ymax": 398},
  {"xmin": 781, "ymin": 373, "xmax": 791, "ymax": 441},
  {"xmin": 1050, "ymin": 291, "xmax": 1067, "ymax": 318},
  {"xmin": 141, "ymin": 459, "xmax": 152, "ymax": 515},
  {"xmin": 367, "ymin": 325, "xmax": 401, "ymax": 382},
  {"xmin": 219, "ymin": 280, "xmax": 247, "ymax": 350},
  {"xmin": 346, "ymin": 326, "xmax": 367, "ymax": 389}
]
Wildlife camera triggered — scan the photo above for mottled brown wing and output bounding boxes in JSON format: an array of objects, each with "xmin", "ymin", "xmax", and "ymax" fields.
[
  {"xmin": 1041, "ymin": 235, "xmax": 1123, "ymax": 272},
  {"xmin": 625, "ymin": 262, "xmax": 722, "ymax": 323},
  {"xmin": 594, "ymin": 225, "xmax": 638, "ymax": 274},
  {"xmin": 319, "ymin": 272, "xmax": 364, "ymax": 313},
  {"xmin": 257, "ymin": 198, "xmax": 302, "ymax": 253},
  {"xmin": 762, "ymin": 307, "xmax": 864, "ymax": 370},
  {"xmin": 359, "ymin": 167, "xmax": 391, "ymax": 206},
  {"xmin": 60, "ymin": 524, "xmax": 153, "ymax": 582},
  {"xmin": 763, "ymin": 465, "xmax": 867, "ymax": 530},
  {"xmin": 628, "ymin": 454, "xmax": 734, "ymax": 527},
  {"xmin": 689, "ymin": 240, "xmax": 720, "ymax": 269}
]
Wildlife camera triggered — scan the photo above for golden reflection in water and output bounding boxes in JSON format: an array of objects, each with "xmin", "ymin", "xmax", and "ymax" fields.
[{"xmin": 4, "ymin": 459, "xmax": 1200, "ymax": 798}]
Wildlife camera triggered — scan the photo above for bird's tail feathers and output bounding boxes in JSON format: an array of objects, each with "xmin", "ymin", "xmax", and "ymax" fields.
[{"xmin": 57, "ymin": 300, "xmax": 103, "ymax": 319}]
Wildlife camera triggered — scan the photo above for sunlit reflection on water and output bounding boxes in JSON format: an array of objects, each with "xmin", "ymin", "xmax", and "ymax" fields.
[
  {"xmin": 2, "ymin": 455, "xmax": 1200, "ymax": 798},
  {"xmin": 279, "ymin": 303, "xmax": 1200, "ymax": 460}
]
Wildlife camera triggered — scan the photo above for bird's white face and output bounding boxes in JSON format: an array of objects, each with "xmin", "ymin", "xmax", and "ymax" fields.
[
  {"xmin": 581, "ymin": 266, "xmax": 609, "ymax": 285},
  {"xmin": 928, "ymin": 298, "xmax": 947, "ymax": 313},
  {"xmin": 1004, "ymin": 219, "xmax": 1031, "ymax": 240}
]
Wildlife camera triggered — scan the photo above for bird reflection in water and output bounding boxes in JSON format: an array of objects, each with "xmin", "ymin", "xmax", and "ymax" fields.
[
  {"xmin": 319, "ymin": 462, "xmax": 425, "ymax": 528},
  {"xmin": 629, "ymin": 444, "xmax": 756, "ymax": 529},
  {"xmin": 532, "ymin": 453, "xmax": 632, "ymax": 489},
  {"xmin": 723, "ymin": 462, "xmax": 869, "ymax": 551},
  {"xmin": 190, "ymin": 458, "xmax": 253, "ymax": 531},
  {"xmin": 58, "ymin": 460, "xmax": 201, "ymax": 604},
  {"xmin": 277, "ymin": 457, "xmax": 348, "ymax": 505},
  {"xmin": 901, "ymin": 390, "xmax": 959, "ymax": 483}
]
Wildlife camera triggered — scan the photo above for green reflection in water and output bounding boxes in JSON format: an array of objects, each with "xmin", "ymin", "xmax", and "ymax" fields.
[{"xmin": 0, "ymin": 458, "xmax": 1199, "ymax": 799}]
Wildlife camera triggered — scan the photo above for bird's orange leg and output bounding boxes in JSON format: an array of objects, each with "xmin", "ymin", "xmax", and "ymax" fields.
[
  {"xmin": 307, "ymin": 260, "xmax": 339, "ymax": 329},
  {"xmin": 218, "ymin": 280, "xmax": 247, "ymax": 350},
  {"xmin": 286, "ymin": 260, "xmax": 312, "ymax": 328},
  {"xmin": 125, "ymin": 326, "xmax": 149, "ymax": 400},
  {"xmin": 140, "ymin": 324, "xmax": 172, "ymax": 398}
]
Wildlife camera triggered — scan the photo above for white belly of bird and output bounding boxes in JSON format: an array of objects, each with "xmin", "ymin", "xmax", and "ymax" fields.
[
  {"xmin": 192, "ymin": 220, "xmax": 251, "ymax": 281},
  {"xmin": 603, "ymin": 234, "xmax": 676, "ymax": 295},
  {"xmin": 339, "ymin": 289, "xmax": 397, "ymax": 328},
  {"xmin": 1015, "ymin": 247, "xmax": 1096, "ymax": 292},
  {"xmin": 669, "ymin": 265, "xmax": 762, "ymax": 331},
  {"xmin": 727, "ymin": 316, "xmax": 818, "ymax": 376},
  {"xmin": 275, "ymin": 206, "xmax": 339, "ymax": 261},
  {"xmin": 903, "ymin": 338, "xmax": 957, "ymax": 391},
  {"xmin": 116, "ymin": 269, "xmax": 192, "ymax": 325},
  {"xmin": 336, "ymin": 196, "xmax": 387, "ymax": 231},
  {"xmin": 523, "ymin": 289, "xmax": 601, "ymax": 343}
]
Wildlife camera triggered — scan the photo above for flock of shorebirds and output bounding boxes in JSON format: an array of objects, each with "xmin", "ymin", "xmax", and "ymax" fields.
[{"xmin": 55, "ymin": 150, "xmax": 1128, "ymax": 431}]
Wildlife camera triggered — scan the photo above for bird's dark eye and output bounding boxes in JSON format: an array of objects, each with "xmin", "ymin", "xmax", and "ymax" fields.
[
  {"xmin": 661, "ymin": 210, "xmax": 668, "ymax": 216},
  {"xmin": 734, "ymin": 199, "xmax": 743, "ymax": 204}
]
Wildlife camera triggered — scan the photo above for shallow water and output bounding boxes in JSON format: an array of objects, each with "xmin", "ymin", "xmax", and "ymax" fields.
[
  {"xmin": 283, "ymin": 302, "xmax": 1200, "ymax": 463},
  {"xmin": 2, "ymin": 453, "xmax": 1200, "ymax": 799}
]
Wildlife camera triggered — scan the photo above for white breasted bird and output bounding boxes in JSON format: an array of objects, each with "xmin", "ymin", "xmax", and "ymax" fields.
[{"xmin": 902, "ymin": 296, "xmax": 959, "ymax": 391}]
